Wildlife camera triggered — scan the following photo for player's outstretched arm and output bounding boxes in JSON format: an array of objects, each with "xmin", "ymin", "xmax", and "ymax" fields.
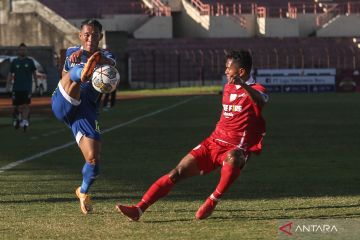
[{"xmin": 239, "ymin": 82, "xmax": 267, "ymax": 107}]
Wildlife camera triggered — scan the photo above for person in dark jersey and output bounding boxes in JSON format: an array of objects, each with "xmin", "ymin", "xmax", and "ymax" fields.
[{"xmin": 7, "ymin": 43, "xmax": 38, "ymax": 131}]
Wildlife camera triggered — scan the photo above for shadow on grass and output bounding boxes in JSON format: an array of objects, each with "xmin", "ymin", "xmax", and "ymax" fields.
[
  {"xmin": 132, "ymin": 212, "xmax": 360, "ymax": 224},
  {"xmin": 0, "ymin": 195, "xmax": 144, "ymax": 204},
  {"xmin": 210, "ymin": 212, "xmax": 360, "ymax": 221},
  {"xmin": 215, "ymin": 203, "xmax": 360, "ymax": 212},
  {"xmin": 142, "ymin": 218, "xmax": 193, "ymax": 223},
  {"xmin": 0, "ymin": 197, "xmax": 74, "ymax": 204},
  {"xmin": 135, "ymin": 202, "xmax": 360, "ymax": 217}
]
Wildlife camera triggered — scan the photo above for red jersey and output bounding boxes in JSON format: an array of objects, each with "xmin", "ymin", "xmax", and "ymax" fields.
[{"xmin": 210, "ymin": 78, "xmax": 267, "ymax": 154}]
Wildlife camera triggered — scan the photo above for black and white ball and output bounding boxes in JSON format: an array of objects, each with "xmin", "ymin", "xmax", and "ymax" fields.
[{"xmin": 91, "ymin": 65, "xmax": 120, "ymax": 93}]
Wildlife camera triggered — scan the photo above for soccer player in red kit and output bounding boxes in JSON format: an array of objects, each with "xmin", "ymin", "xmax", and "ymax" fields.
[{"xmin": 116, "ymin": 50, "xmax": 268, "ymax": 220}]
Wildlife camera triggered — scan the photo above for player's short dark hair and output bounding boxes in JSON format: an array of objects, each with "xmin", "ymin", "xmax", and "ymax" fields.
[
  {"xmin": 80, "ymin": 19, "xmax": 102, "ymax": 32},
  {"xmin": 19, "ymin": 43, "xmax": 26, "ymax": 48},
  {"xmin": 226, "ymin": 50, "xmax": 252, "ymax": 73}
]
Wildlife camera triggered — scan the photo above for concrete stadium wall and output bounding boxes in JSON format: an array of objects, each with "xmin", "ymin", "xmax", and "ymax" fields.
[
  {"xmin": 297, "ymin": 14, "xmax": 317, "ymax": 37},
  {"xmin": 241, "ymin": 14, "xmax": 258, "ymax": 37},
  {"xmin": 173, "ymin": 10, "xmax": 209, "ymax": 38},
  {"xmin": 0, "ymin": 0, "xmax": 10, "ymax": 24},
  {"xmin": 134, "ymin": 16, "xmax": 172, "ymax": 39},
  {"xmin": 317, "ymin": 15, "xmax": 360, "ymax": 37},
  {"xmin": 166, "ymin": 0, "xmax": 182, "ymax": 12},
  {"xmin": 0, "ymin": 0, "xmax": 78, "ymax": 53},
  {"xmin": 178, "ymin": 0, "xmax": 255, "ymax": 38},
  {"xmin": 209, "ymin": 15, "xmax": 256, "ymax": 38},
  {"xmin": 0, "ymin": 12, "xmax": 74, "ymax": 53},
  {"xmin": 260, "ymin": 18, "xmax": 299, "ymax": 37},
  {"xmin": 69, "ymin": 15, "xmax": 150, "ymax": 33},
  {"xmin": 178, "ymin": 0, "xmax": 210, "ymax": 38}
]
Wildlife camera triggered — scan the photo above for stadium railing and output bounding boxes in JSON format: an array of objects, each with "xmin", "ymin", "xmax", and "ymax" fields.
[
  {"xmin": 127, "ymin": 38, "xmax": 359, "ymax": 88},
  {"xmin": 146, "ymin": 0, "xmax": 172, "ymax": 16}
]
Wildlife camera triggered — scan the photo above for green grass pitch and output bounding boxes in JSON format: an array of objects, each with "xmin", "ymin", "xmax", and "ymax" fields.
[{"xmin": 0, "ymin": 91, "xmax": 360, "ymax": 239}]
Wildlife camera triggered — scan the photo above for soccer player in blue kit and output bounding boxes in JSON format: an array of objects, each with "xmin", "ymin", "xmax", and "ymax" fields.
[{"xmin": 51, "ymin": 19, "xmax": 116, "ymax": 214}]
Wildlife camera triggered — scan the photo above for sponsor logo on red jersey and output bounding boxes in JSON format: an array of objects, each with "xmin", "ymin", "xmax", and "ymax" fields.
[{"xmin": 211, "ymin": 80, "xmax": 267, "ymax": 153}]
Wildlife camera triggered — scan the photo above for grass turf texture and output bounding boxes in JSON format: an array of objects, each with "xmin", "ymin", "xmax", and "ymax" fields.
[
  {"xmin": 118, "ymin": 86, "xmax": 223, "ymax": 97},
  {"xmin": 0, "ymin": 91, "xmax": 360, "ymax": 239}
]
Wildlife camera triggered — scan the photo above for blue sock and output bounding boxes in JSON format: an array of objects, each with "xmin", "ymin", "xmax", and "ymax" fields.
[
  {"xmin": 80, "ymin": 162, "xmax": 99, "ymax": 194},
  {"xmin": 69, "ymin": 65, "xmax": 83, "ymax": 83}
]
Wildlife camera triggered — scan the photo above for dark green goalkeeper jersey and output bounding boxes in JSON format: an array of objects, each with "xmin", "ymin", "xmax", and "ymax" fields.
[{"xmin": 10, "ymin": 57, "xmax": 36, "ymax": 92}]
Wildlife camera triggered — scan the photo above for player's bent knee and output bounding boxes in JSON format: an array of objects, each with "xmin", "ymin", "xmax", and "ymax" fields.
[
  {"xmin": 225, "ymin": 150, "xmax": 246, "ymax": 169},
  {"xmin": 168, "ymin": 169, "xmax": 179, "ymax": 183},
  {"xmin": 85, "ymin": 152, "xmax": 99, "ymax": 165},
  {"xmin": 86, "ymin": 159, "xmax": 96, "ymax": 165},
  {"xmin": 168, "ymin": 167, "xmax": 186, "ymax": 183}
]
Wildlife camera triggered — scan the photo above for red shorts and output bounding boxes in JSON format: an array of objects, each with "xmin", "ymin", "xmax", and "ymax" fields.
[{"xmin": 189, "ymin": 137, "xmax": 250, "ymax": 174}]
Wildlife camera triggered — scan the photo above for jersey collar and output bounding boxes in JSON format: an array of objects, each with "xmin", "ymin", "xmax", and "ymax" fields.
[{"xmin": 80, "ymin": 45, "xmax": 101, "ymax": 52}]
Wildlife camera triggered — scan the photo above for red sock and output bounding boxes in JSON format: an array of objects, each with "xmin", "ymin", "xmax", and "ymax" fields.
[
  {"xmin": 211, "ymin": 163, "xmax": 240, "ymax": 200},
  {"xmin": 136, "ymin": 174, "xmax": 174, "ymax": 212}
]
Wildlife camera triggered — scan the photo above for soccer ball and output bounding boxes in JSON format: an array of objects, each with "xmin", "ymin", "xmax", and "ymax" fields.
[{"xmin": 91, "ymin": 65, "xmax": 120, "ymax": 93}]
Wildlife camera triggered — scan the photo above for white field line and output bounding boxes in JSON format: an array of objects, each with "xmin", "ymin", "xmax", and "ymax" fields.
[
  {"xmin": 30, "ymin": 129, "xmax": 66, "ymax": 140},
  {"xmin": 0, "ymin": 97, "xmax": 198, "ymax": 174}
]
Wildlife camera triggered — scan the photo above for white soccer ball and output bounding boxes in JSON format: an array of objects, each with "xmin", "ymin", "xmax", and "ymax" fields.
[{"xmin": 91, "ymin": 65, "xmax": 120, "ymax": 93}]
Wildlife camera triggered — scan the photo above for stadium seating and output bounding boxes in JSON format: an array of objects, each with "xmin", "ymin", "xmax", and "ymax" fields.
[
  {"xmin": 127, "ymin": 37, "xmax": 360, "ymax": 86},
  {"xmin": 39, "ymin": 0, "xmax": 147, "ymax": 19},
  {"xmin": 189, "ymin": 0, "xmax": 360, "ymax": 17},
  {"xmin": 37, "ymin": 0, "xmax": 360, "ymax": 88},
  {"xmin": 188, "ymin": 0, "xmax": 321, "ymax": 17}
]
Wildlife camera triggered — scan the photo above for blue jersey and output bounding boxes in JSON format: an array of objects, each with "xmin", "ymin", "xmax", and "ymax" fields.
[
  {"xmin": 51, "ymin": 46, "xmax": 116, "ymax": 143},
  {"xmin": 63, "ymin": 46, "xmax": 115, "ymax": 103},
  {"xmin": 63, "ymin": 45, "xmax": 115, "ymax": 73}
]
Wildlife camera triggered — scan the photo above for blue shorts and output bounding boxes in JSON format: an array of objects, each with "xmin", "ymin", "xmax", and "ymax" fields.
[{"xmin": 51, "ymin": 82, "xmax": 101, "ymax": 144}]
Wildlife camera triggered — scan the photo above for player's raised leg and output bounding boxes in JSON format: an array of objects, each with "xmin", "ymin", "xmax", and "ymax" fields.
[
  {"xmin": 116, "ymin": 154, "xmax": 200, "ymax": 221},
  {"xmin": 75, "ymin": 136, "xmax": 101, "ymax": 214},
  {"xmin": 195, "ymin": 149, "xmax": 246, "ymax": 220},
  {"xmin": 59, "ymin": 51, "xmax": 101, "ymax": 100},
  {"xmin": 81, "ymin": 51, "xmax": 101, "ymax": 81}
]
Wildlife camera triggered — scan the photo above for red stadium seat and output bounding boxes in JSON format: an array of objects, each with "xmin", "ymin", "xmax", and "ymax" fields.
[{"xmin": 39, "ymin": 0, "xmax": 147, "ymax": 19}]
